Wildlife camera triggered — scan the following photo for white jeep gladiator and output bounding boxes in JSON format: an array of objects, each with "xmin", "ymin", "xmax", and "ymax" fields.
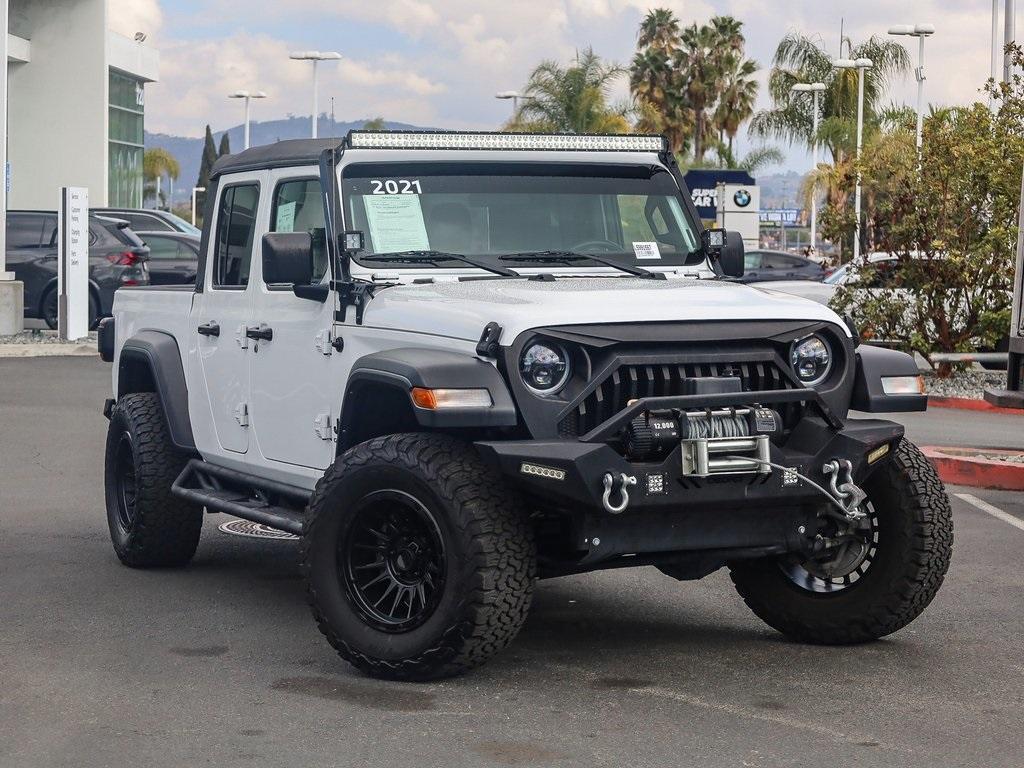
[{"xmin": 98, "ymin": 131, "xmax": 952, "ymax": 680}]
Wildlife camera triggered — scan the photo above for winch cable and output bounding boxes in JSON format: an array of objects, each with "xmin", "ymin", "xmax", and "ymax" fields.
[
  {"xmin": 683, "ymin": 413, "xmax": 749, "ymax": 439},
  {"xmin": 721, "ymin": 455, "xmax": 861, "ymax": 522}
]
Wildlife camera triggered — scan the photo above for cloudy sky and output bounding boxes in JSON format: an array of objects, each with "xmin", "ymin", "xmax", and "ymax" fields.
[{"xmin": 112, "ymin": 0, "xmax": 1004, "ymax": 171}]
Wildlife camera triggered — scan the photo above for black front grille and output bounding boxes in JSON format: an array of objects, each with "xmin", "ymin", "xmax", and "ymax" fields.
[{"xmin": 561, "ymin": 358, "xmax": 799, "ymax": 437}]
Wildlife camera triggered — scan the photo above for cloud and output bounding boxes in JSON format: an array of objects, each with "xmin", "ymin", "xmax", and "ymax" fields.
[
  {"xmin": 146, "ymin": 0, "xmax": 1001, "ymax": 170},
  {"xmin": 147, "ymin": 32, "xmax": 446, "ymax": 136},
  {"xmin": 108, "ymin": 0, "xmax": 163, "ymax": 40}
]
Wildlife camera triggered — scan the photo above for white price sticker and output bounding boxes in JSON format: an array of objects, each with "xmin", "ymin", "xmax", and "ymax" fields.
[{"xmin": 632, "ymin": 241, "xmax": 661, "ymax": 260}]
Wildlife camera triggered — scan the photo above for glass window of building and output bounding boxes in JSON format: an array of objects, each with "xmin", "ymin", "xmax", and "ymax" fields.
[{"xmin": 108, "ymin": 70, "xmax": 146, "ymax": 208}]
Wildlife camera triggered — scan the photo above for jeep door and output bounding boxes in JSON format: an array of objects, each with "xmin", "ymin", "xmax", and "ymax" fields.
[
  {"xmin": 247, "ymin": 173, "xmax": 337, "ymax": 469},
  {"xmin": 191, "ymin": 177, "xmax": 263, "ymax": 454}
]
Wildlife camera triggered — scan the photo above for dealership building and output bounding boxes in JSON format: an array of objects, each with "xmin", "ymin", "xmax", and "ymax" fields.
[{"xmin": 0, "ymin": 0, "xmax": 159, "ymax": 332}]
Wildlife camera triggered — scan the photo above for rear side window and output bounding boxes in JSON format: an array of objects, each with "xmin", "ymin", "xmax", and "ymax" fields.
[
  {"xmin": 212, "ymin": 184, "xmax": 260, "ymax": 288},
  {"xmin": 127, "ymin": 212, "xmax": 173, "ymax": 232},
  {"xmin": 6, "ymin": 214, "xmax": 44, "ymax": 248},
  {"xmin": 146, "ymin": 236, "xmax": 181, "ymax": 259}
]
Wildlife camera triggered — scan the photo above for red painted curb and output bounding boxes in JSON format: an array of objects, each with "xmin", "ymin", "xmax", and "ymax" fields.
[
  {"xmin": 921, "ymin": 446, "xmax": 1024, "ymax": 491},
  {"xmin": 928, "ymin": 396, "xmax": 1024, "ymax": 415}
]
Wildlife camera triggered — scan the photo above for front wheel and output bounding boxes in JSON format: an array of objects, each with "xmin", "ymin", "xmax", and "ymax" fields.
[
  {"xmin": 303, "ymin": 434, "xmax": 536, "ymax": 680},
  {"xmin": 730, "ymin": 439, "xmax": 953, "ymax": 644}
]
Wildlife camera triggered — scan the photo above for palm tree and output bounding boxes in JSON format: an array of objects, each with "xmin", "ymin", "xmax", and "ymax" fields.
[
  {"xmin": 749, "ymin": 33, "xmax": 911, "ymax": 165},
  {"xmin": 638, "ymin": 7, "xmax": 679, "ymax": 53},
  {"xmin": 677, "ymin": 22, "xmax": 725, "ymax": 163},
  {"xmin": 508, "ymin": 49, "xmax": 630, "ymax": 134},
  {"xmin": 631, "ymin": 9, "xmax": 691, "ymax": 152},
  {"xmin": 143, "ymin": 148, "xmax": 180, "ymax": 209},
  {"xmin": 715, "ymin": 55, "xmax": 759, "ymax": 153}
]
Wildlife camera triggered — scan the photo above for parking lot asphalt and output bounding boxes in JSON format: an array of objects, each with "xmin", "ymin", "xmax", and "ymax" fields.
[{"xmin": 2, "ymin": 356, "xmax": 1023, "ymax": 768}]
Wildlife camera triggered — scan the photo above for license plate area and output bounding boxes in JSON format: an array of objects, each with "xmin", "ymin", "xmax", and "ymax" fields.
[{"xmin": 680, "ymin": 435, "xmax": 771, "ymax": 478}]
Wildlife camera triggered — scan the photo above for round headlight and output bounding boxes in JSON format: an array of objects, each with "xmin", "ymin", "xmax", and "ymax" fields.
[
  {"xmin": 520, "ymin": 341, "xmax": 571, "ymax": 395},
  {"xmin": 790, "ymin": 335, "xmax": 832, "ymax": 386}
]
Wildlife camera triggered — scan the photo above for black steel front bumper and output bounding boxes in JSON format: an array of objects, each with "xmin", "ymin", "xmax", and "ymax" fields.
[
  {"xmin": 476, "ymin": 414, "xmax": 904, "ymax": 566},
  {"xmin": 477, "ymin": 416, "xmax": 902, "ymax": 515}
]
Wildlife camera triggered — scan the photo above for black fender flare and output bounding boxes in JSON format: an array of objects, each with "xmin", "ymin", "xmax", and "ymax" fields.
[
  {"xmin": 340, "ymin": 348, "xmax": 518, "ymax": 444},
  {"xmin": 851, "ymin": 345, "xmax": 927, "ymax": 413},
  {"xmin": 117, "ymin": 331, "xmax": 196, "ymax": 451}
]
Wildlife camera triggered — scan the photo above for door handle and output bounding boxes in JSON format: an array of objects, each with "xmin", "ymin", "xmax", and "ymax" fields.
[
  {"xmin": 197, "ymin": 321, "xmax": 220, "ymax": 337},
  {"xmin": 245, "ymin": 324, "xmax": 273, "ymax": 342}
]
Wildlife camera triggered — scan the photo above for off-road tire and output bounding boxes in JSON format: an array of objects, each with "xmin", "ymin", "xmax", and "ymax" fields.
[
  {"xmin": 42, "ymin": 286, "xmax": 98, "ymax": 330},
  {"xmin": 303, "ymin": 433, "xmax": 536, "ymax": 681},
  {"xmin": 104, "ymin": 392, "xmax": 202, "ymax": 567},
  {"xmin": 730, "ymin": 438, "xmax": 953, "ymax": 644}
]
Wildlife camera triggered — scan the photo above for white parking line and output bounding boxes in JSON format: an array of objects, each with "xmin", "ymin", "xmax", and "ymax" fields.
[{"xmin": 955, "ymin": 493, "xmax": 1024, "ymax": 532}]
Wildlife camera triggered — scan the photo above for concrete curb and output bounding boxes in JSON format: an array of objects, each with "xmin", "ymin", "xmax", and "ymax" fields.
[
  {"xmin": 929, "ymin": 396, "xmax": 1024, "ymax": 416},
  {"xmin": 0, "ymin": 343, "xmax": 97, "ymax": 358},
  {"xmin": 922, "ymin": 446, "xmax": 1024, "ymax": 491}
]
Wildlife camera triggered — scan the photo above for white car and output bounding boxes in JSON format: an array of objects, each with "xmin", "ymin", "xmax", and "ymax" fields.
[{"xmin": 96, "ymin": 131, "xmax": 951, "ymax": 680}]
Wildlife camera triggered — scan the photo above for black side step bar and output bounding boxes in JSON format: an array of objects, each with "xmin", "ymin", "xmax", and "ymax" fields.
[{"xmin": 171, "ymin": 459, "xmax": 311, "ymax": 536}]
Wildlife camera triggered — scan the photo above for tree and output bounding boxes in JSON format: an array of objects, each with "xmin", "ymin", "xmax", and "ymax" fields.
[
  {"xmin": 749, "ymin": 33, "xmax": 911, "ymax": 166},
  {"xmin": 506, "ymin": 49, "xmax": 630, "ymax": 134},
  {"xmin": 195, "ymin": 124, "xmax": 217, "ymax": 212},
  {"xmin": 142, "ymin": 148, "xmax": 179, "ymax": 209},
  {"xmin": 362, "ymin": 117, "xmax": 386, "ymax": 130},
  {"xmin": 631, "ymin": 9, "xmax": 692, "ymax": 153},
  {"xmin": 217, "ymin": 131, "xmax": 231, "ymax": 157},
  {"xmin": 629, "ymin": 11, "xmax": 759, "ymax": 163},
  {"xmin": 830, "ymin": 46, "xmax": 1024, "ymax": 375}
]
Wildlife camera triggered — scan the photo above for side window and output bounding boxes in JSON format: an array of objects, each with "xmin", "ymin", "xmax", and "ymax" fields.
[
  {"xmin": 146, "ymin": 237, "xmax": 180, "ymax": 259},
  {"xmin": 212, "ymin": 184, "xmax": 260, "ymax": 288},
  {"xmin": 270, "ymin": 178, "xmax": 327, "ymax": 282},
  {"xmin": 6, "ymin": 214, "xmax": 44, "ymax": 248},
  {"xmin": 744, "ymin": 253, "xmax": 762, "ymax": 270}
]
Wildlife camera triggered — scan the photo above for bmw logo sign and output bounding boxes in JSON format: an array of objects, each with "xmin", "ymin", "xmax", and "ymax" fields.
[{"xmin": 733, "ymin": 189, "xmax": 752, "ymax": 208}]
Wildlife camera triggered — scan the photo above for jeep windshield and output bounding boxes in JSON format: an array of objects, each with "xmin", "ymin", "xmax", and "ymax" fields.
[{"xmin": 340, "ymin": 162, "xmax": 703, "ymax": 273}]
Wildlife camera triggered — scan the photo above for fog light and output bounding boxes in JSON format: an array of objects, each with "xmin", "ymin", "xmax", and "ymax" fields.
[
  {"xmin": 411, "ymin": 387, "xmax": 492, "ymax": 410},
  {"xmin": 881, "ymin": 375, "xmax": 924, "ymax": 395}
]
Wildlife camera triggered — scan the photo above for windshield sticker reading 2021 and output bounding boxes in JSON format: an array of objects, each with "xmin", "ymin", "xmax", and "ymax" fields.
[
  {"xmin": 370, "ymin": 179, "xmax": 422, "ymax": 194},
  {"xmin": 633, "ymin": 241, "xmax": 661, "ymax": 260},
  {"xmin": 363, "ymin": 194, "xmax": 430, "ymax": 252}
]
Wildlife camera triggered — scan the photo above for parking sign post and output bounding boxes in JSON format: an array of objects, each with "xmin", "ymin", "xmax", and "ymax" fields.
[{"xmin": 57, "ymin": 186, "xmax": 90, "ymax": 341}]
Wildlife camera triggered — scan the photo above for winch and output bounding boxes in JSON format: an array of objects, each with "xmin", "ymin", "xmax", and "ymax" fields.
[{"xmin": 623, "ymin": 406, "xmax": 783, "ymax": 477}]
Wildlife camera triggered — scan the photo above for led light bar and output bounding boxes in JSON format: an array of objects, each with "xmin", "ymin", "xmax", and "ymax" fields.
[{"xmin": 345, "ymin": 130, "xmax": 667, "ymax": 153}]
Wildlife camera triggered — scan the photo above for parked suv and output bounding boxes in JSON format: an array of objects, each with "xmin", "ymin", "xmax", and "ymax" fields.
[
  {"xmin": 6, "ymin": 210, "xmax": 150, "ymax": 328},
  {"xmin": 99, "ymin": 132, "xmax": 952, "ymax": 681},
  {"xmin": 92, "ymin": 207, "xmax": 201, "ymax": 236}
]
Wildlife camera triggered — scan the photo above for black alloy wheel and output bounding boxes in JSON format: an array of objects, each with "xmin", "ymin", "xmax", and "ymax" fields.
[
  {"xmin": 341, "ymin": 489, "xmax": 447, "ymax": 632},
  {"xmin": 113, "ymin": 432, "xmax": 139, "ymax": 533}
]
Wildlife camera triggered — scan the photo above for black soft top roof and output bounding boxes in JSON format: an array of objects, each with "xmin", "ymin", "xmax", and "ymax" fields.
[{"xmin": 210, "ymin": 138, "xmax": 339, "ymax": 178}]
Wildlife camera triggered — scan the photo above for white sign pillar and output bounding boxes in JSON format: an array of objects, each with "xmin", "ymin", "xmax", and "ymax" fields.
[
  {"xmin": 58, "ymin": 187, "xmax": 90, "ymax": 341},
  {"xmin": 0, "ymin": 0, "xmax": 25, "ymax": 336}
]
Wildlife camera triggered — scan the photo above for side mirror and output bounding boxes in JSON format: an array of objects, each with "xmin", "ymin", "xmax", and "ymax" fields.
[
  {"xmin": 719, "ymin": 230, "xmax": 745, "ymax": 278},
  {"xmin": 262, "ymin": 232, "xmax": 326, "ymax": 301}
]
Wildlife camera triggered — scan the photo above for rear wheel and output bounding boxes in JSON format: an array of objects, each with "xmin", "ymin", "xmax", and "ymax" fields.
[
  {"xmin": 730, "ymin": 439, "xmax": 952, "ymax": 644},
  {"xmin": 104, "ymin": 393, "xmax": 202, "ymax": 567},
  {"xmin": 41, "ymin": 286, "xmax": 98, "ymax": 330},
  {"xmin": 303, "ymin": 434, "xmax": 536, "ymax": 680}
]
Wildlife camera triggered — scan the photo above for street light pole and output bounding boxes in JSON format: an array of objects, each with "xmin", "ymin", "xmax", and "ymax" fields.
[
  {"xmin": 191, "ymin": 187, "xmax": 206, "ymax": 227},
  {"xmin": 228, "ymin": 90, "xmax": 267, "ymax": 150},
  {"xmin": 888, "ymin": 24, "xmax": 935, "ymax": 153},
  {"xmin": 791, "ymin": 82, "xmax": 827, "ymax": 254},
  {"xmin": 835, "ymin": 57, "xmax": 873, "ymax": 261},
  {"xmin": 289, "ymin": 51, "xmax": 342, "ymax": 139}
]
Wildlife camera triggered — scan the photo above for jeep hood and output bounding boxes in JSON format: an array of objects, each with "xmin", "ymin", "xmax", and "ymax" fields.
[{"xmin": 360, "ymin": 276, "xmax": 850, "ymax": 342}]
